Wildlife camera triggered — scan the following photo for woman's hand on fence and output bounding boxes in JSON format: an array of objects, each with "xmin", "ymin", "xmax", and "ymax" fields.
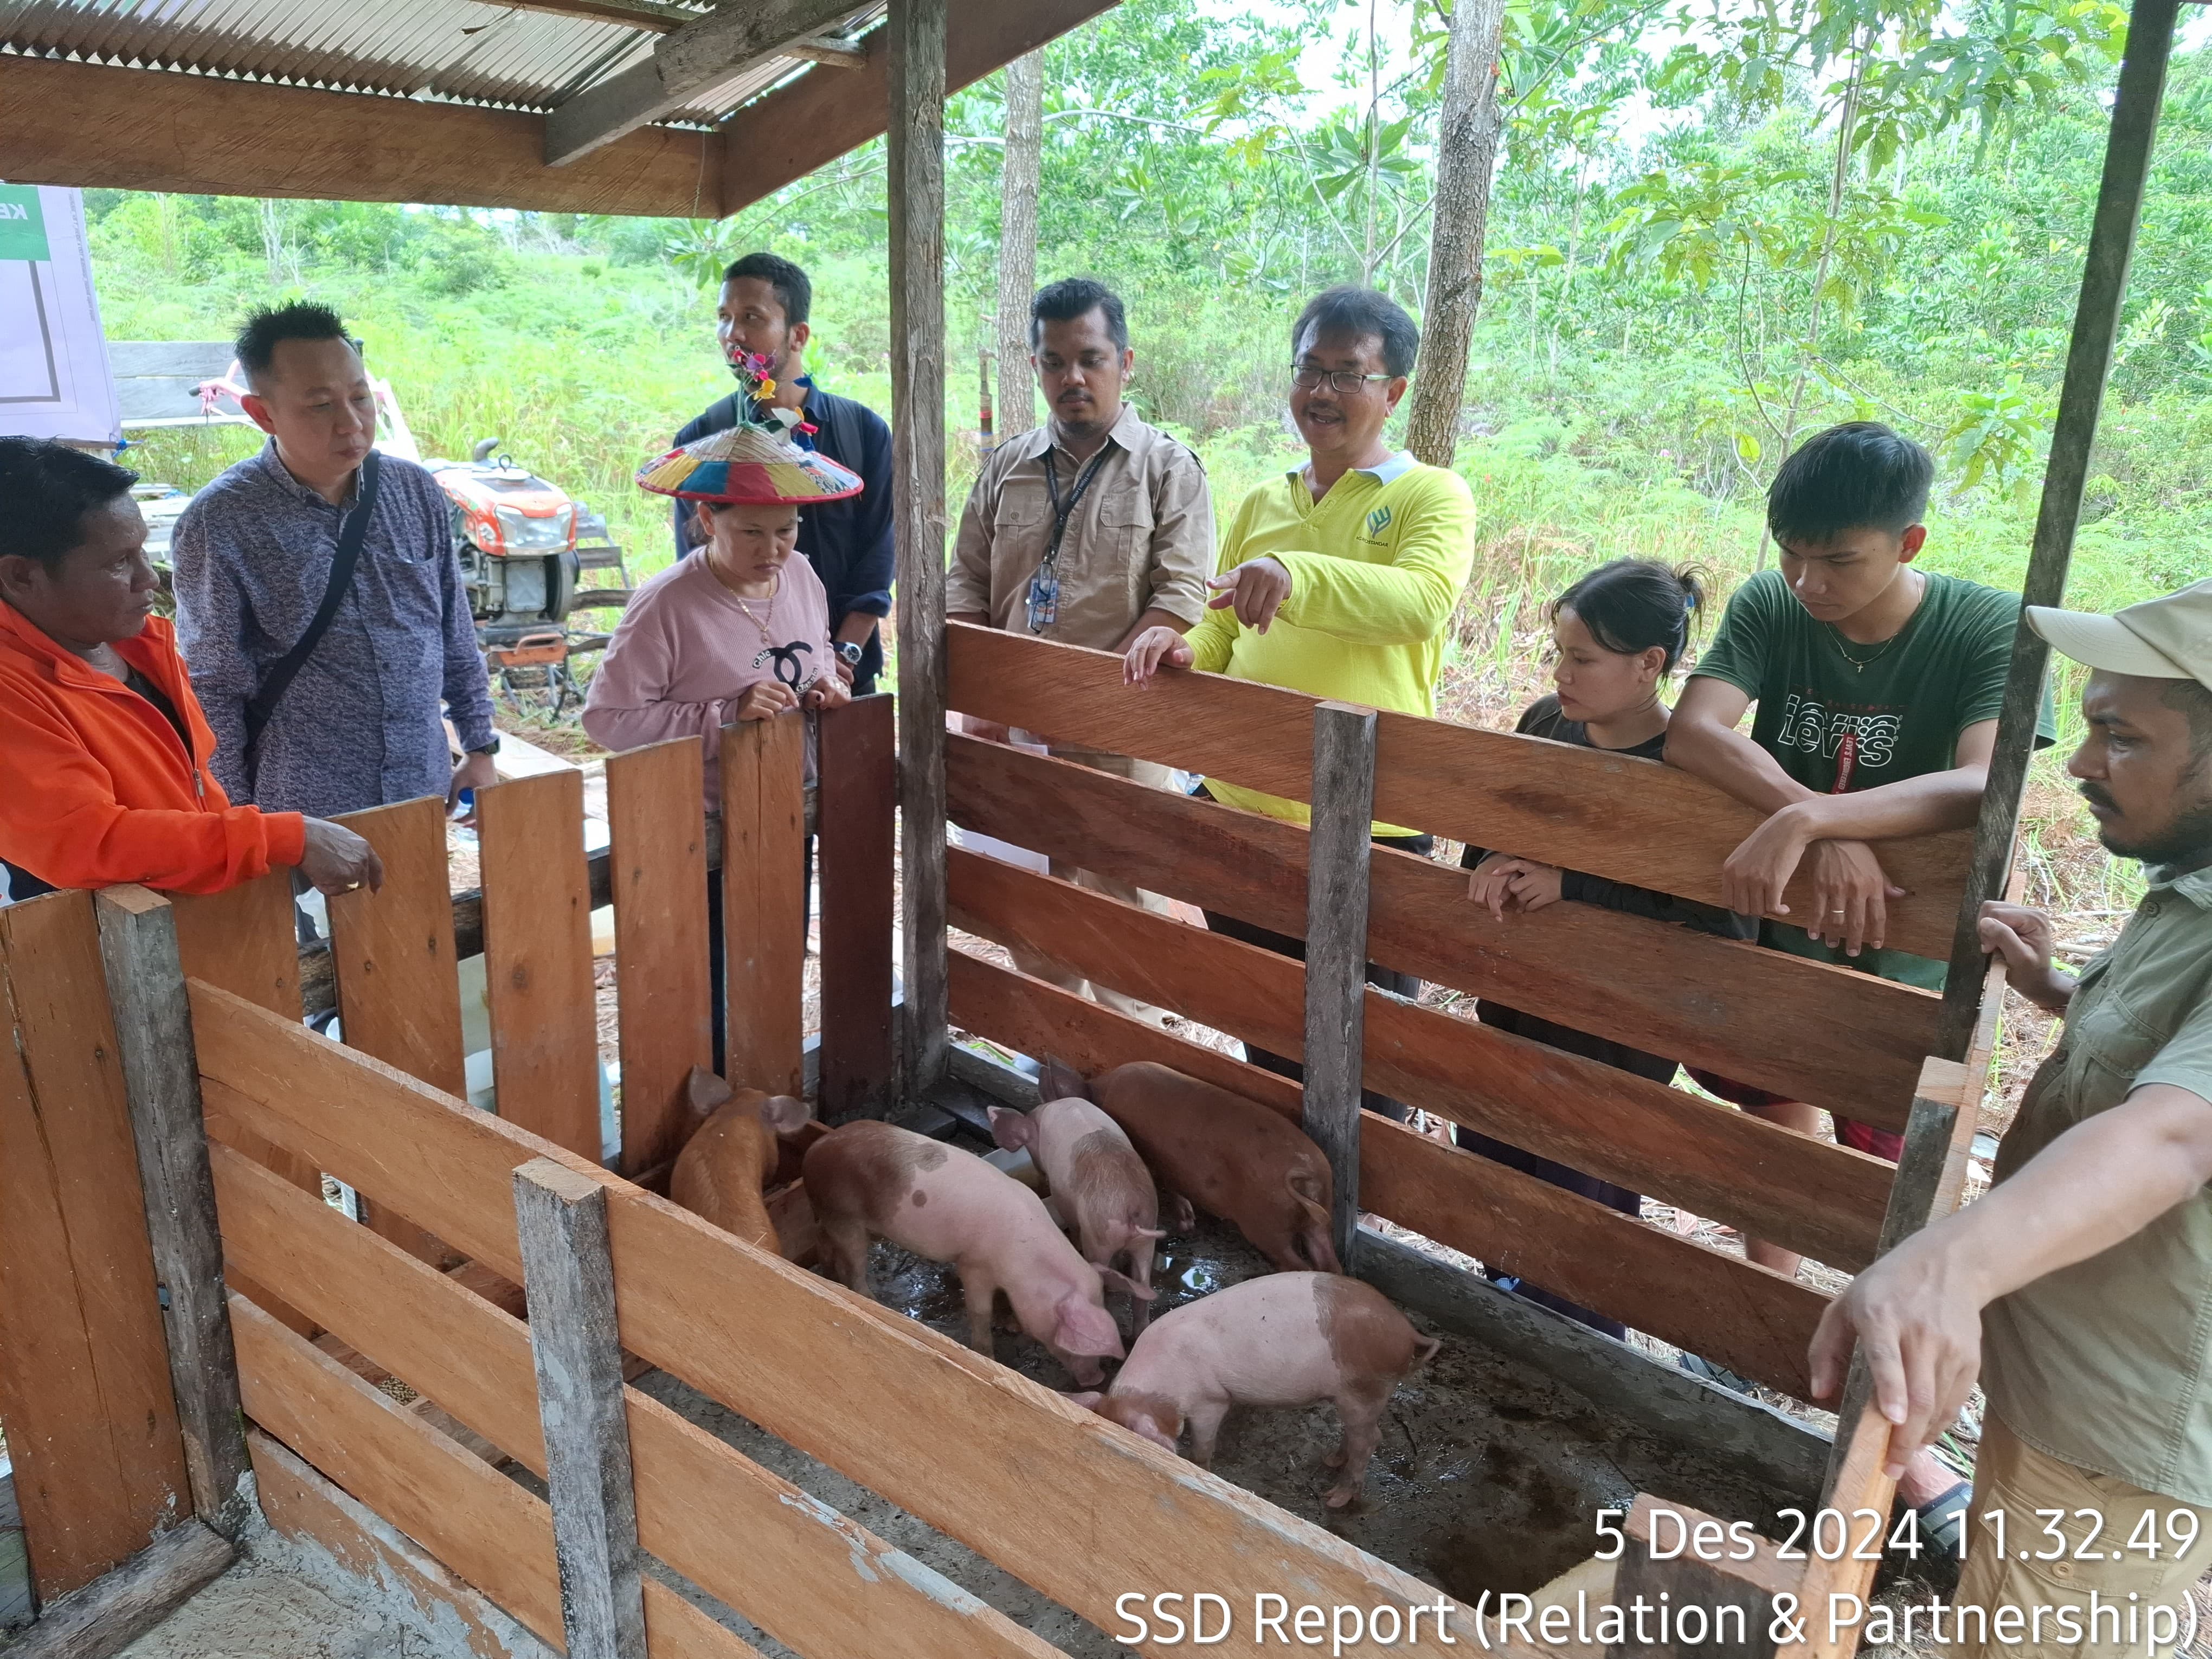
[
  {"xmin": 1467, "ymin": 854, "xmax": 1561, "ymax": 918},
  {"xmin": 1123, "ymin": 627, "xmax": 1194, "ymax": 687},
  {"xmin": 733, "ymin": 681, "xmax": 799, "ymax": 722},
  {"xmin": 1806, "ymin": 1225, "xmax": 1984, "ymax": 1481},
  {"xmin": 803, "ymin": 674, "xmax": 851, "ymax": 713},
  {"xmin": 298, "ymin": 818, "xmax": 386, "ymax": 897}
]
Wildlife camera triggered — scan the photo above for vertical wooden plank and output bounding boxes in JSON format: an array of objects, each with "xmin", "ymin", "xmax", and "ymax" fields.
[
  {"xmin": 513, "ymin": 1159, "xmax": 647, "ymax": 1659},
  {"xmin": 1304, "ymin": 702, "xmax": 1378, "ymax": 1274},
  {"xmin": 816, "ymin": 694, "xmax": 897, "ymax": 1120},
  {"xmin": 94, "ymin": 888, "xmax": 252, "ymax": 1540},
  {"xmin": 0, "ymin": 892, "xmax": 190, "ymax": 1599},
  {"xmin": 890, "ymin": 0, "xmax": 949, "ymax": 1103},
  {"xmin": 721, "ymin": 716, "xmax": 806, "ymax": 1098},
  {"xmin": 170, "ymin": 870, "xmax": 303, "ymax": 1019},
  {"xmin": 329, "ymin": 796, "xmax": 467, "ymax": 1265},
  {"xmin": 169, "ymin": 871, "xmax": 322, "ymax": 1218},
  {"xmin": 606, "ymin": 740, "xmax": 712, "ymax": 1176},
  {"xmin": 477, "ymin": 769, "xmax": 601, "ymax": 1161}
]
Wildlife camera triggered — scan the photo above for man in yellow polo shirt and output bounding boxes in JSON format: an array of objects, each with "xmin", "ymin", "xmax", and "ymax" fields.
[{"xmin": 1125, "ymin": 284, "xmax": 1475, "ymax": 1117}]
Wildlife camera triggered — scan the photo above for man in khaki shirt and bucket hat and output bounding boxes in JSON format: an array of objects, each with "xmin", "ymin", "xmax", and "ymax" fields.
[
  {"xmin": 948, "ymin": 277, "xmax": 1214, "ymax": 1025},
  {"xmin": 1810, "ymin": 577, "xmax": 2212, "ymax": 1656}
]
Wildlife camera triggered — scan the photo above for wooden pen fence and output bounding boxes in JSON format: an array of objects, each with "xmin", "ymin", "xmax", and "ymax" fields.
[
  {"xmin": 0, "ymin": 636, "xmax": 2007, "ymax": 1658},
  {"xmin": 0, "ymin": 697, "xmax": 896, "ymax": 1614}
]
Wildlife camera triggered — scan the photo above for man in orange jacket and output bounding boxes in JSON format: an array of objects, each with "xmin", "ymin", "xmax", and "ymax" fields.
[{"xmin": 0, "ymin": 438, "xmax": 380, "ymax": 899}]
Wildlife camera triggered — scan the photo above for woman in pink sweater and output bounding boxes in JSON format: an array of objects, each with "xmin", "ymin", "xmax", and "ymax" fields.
[
  {"xmin": 582, "ymin": 499, "xmax": 847, "ymax": 803},
  {"xmin": 584, "ymin": 414, "xmax": 864, "ymax": 1070}
]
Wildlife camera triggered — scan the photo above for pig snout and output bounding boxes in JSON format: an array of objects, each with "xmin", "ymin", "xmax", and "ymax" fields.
[{"xmin": 1289, "ymin": 1172, "xmax": 1343, "ymax": 1274}]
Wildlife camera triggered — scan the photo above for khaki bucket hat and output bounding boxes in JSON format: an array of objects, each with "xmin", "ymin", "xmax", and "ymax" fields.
[{"xmin": 2026, "ymin": 578, "xmax": 2212, "ymax": 692}]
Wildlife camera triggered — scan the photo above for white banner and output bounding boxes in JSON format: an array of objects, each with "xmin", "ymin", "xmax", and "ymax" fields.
[{"xmin": 0, "ymin": 184, "xmax": 119, "ymax": 446}]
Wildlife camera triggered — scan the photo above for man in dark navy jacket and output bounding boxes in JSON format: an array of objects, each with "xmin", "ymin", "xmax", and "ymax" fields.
[{"xmin": 674, "ymin": 253, "xmax": 895, "ymax": 695}]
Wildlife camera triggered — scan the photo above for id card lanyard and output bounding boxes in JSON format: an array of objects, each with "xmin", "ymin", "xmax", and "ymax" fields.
[{"xmin": 1025, "ymin": 445, "xmax": 1110, "ymax": 633}]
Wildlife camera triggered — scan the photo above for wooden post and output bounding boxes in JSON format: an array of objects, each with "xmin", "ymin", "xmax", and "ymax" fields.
[
  {"xmin": 1303, "ymin": 702, "xmax": 1379, "ymax": 1273},
  {"xmin": 890, "ymin": 0, "xmax": 950, "ymax": 1105},
  {"xmin": 511, "ymin": 1158, "xmax": 645, "ymax": 1659},
  {"xmin": 93, "ymin": 888, "xmax": 252, "ymax": 1540},
  {"xmin": 1934, "ymin": 0, "xmax": 2178, "ymax": 1055},
  {"xmin": 817, "ymin": 694, "xmax": 898, "ymax": 1119}
]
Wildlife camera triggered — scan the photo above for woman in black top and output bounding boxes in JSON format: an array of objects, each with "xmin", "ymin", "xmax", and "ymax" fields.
[{"xmin": 1459, "ymin": 559, "xmax": 1753, "ymax": 1338}]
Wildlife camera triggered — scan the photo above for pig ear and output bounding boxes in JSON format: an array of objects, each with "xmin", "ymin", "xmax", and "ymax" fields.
[
  {"xmin": 758, "ymin": 1093, "xmax": 813, "ymax": 1135},
  {"xmin": 1101, "ymin": 1268, "xmax": 1157, "ymax": 1302},
  {"xmin": 1038, "ymin": 1056, "xmax": 1091, "ymax": 1103},
  {"xmin": 1056, "ymin": 1295, "xmax": 1126, "ymax": 1360},
  {"xmin": 1064, "ymin": 1391, "xmax": 1105, "ymax": 1411},
  {"xmin": 987, "ymin": 1105, "xmax": 1032, "ymax": 1153},
  {"xmin": 686, "ymin": 1066, "xmax": 734, "ymax": 1117}
]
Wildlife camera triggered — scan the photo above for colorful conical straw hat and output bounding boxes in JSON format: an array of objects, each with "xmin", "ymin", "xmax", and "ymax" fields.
[{"xmin": 635, "ymin": 423, "xmax": 864, "ymax": 505}]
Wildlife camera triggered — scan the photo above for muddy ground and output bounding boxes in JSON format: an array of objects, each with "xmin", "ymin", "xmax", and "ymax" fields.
[{"xmin": 628, "ymin": 1203, "xmax": 1787, "ymax": 1659}]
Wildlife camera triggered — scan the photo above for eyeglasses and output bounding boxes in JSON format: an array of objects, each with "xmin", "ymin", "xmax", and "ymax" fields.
[{"xmin": 1290, "ymin": 365, "xmax": 1392, "ymax": 396}]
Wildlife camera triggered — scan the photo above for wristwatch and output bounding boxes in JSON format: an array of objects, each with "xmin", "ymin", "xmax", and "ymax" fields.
[
  {"xmin": 467, "ymin": 736, "xmax": 502, "ymax": 757},
  {"xmin": 834, "ymin": 641, "xmax": 865, "ymax": 668}
]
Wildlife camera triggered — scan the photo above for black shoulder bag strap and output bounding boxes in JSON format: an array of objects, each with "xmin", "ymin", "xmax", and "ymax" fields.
[{"xmin": 242, "ymin": 448, "xmax": 382, "ymax": 785}]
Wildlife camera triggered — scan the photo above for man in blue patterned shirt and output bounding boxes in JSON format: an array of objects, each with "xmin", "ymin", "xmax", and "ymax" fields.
[{"xmin": 173, "ymin": 303, "xmax": 499, "ymax": 820}]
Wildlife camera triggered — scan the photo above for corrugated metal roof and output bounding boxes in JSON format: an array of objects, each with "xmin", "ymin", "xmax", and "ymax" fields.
[{"xmin": 0, "ymin": 0, "xmax": 881, "ymax": 125}]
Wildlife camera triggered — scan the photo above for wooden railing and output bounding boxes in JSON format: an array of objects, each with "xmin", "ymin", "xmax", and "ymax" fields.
[
  {"xmin": 941, "ymin": 624, "xmax": 2000, "ymax": 1404},
  {"xmin": 194, "ymin": 978, "xmax": 1487, "ymax": 1659}
]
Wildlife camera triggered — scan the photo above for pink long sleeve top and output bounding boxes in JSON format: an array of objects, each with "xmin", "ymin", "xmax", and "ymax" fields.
[{"xmin": 581, "ymin": 550, "xmax": 834, "ymax": 809}]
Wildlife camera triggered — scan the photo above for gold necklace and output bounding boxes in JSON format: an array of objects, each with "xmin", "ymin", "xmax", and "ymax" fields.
[{"xmin": 723, "ymin": 570, "xmax": 781, "ymax": 647}]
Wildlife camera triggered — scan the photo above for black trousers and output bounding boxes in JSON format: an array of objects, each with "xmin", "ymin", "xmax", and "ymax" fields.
[
  {"xmin": 1198, "ymin": 821, "xmax": 1433, "ymax": 1126},
  {"xmin": 2, "ymin": 860, "xmax": 55, "ymax": 903},
  {"xmin": 706, "ymin": 833, "xmax": 815, "ymax": 1077}
]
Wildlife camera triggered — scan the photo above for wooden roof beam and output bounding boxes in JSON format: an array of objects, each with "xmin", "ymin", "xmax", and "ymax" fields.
[
  {"xmin": 543, "ymin": 0, "xmax": 871, "ymax": 166},
  {"xmin": 716, "ymin": 0, "xmax": 1115, "ymax": 209}
]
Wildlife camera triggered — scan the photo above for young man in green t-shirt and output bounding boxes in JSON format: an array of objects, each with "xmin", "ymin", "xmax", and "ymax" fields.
[{"xmin": 1666, "ymin": 421, "xmax": 2049, "ymax": 1537}]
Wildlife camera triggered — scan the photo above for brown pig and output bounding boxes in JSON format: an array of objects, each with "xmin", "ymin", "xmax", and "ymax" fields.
[
  {"xmin": 1042, "ymin": 1057, "xmax": 1340, "ymax": 1275},
  {"xmin": 989, "ymin": 1101, "xmax": 1166, "ymax": 1332},
  {"xmin": 668, "ymin": 1067, "xmax": 813, "ymax": 1253},
  {"xmin": 802, "ymin": 1120, "xmax": 1144, "ymax": 1386},
  {"xmin": 1069, "ymin": 1273, "xmax": 1438, "ymax": 1508}
]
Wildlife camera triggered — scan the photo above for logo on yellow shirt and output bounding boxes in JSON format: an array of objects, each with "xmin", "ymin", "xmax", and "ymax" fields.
[{"xmin": 1365, "ymin": 505, "xmax": 1393, "ymax": 538}]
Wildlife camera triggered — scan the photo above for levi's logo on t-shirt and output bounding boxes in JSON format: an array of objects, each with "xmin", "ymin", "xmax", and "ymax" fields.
[{"xmin": 1777, "ymin": 691, "xmax": 1902, "ymax": 772}]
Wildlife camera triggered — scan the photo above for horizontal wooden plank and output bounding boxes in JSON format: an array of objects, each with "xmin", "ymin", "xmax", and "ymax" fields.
[
  {"xmin": 947, "ymin": 848, "xmax": 1892, "ymax": 1269},
  {"xmin": 946, "ymin": 949, "xmax": 1823, "ymax": 1396},
  {"xmin": 1359, "ymin": 1111, "xmax": 1819, "ymax": 1398},
  {"xmin": 943, "ymin": 625, "xmax": 1970, "ymax": 957},
  {"xmin": 945, "ymin": 734, "xmax": 1936, "ymax": 1126},
  {"xmin": 189, "ymin": 982, "xmax": 1484, "ymax": 1655},
  {"xmin": 231, "ymin": 1295, "xmax": 756, "ymax": 1659},
  {"xmin": 1371, "ymin": 713, "xmax": 1970, "ymax": 963},
  {"xmin": 210, "ymin": 1140, "xmax": 1060, "ymax": 1659}
]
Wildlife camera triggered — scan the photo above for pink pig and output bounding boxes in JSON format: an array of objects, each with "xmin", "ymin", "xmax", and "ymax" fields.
[
  {"xmin": 802, "ymin": 1120, "xmax": 1142, "ymax": 1386},
  {"xmin": 988, "ymin": 1100, "xmax": 1166, "ymax": 1330},
  {"xmin": 1043, "ymin": 1057, "xmax": 1341, "ymax": 1275},
  {"xmin": 1069, "ymin": 1273, "xmax": 1438, "ymax": 1508}
]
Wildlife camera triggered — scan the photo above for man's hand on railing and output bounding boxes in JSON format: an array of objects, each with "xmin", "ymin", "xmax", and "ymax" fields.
[
  {"xmin": 1465, "ymin": 853, "xmax": 1564, "ymax": 920},
  {"xmin": 1978, "ymin": 900, "xmax": 2078, "ymax": 1013},
  {"xmin": 1123, "ymin": 626, "xmax": 1194, "ymax": 687},
  {"xmin": 299, "ymin": 819, "xmax": 385, "ymax": 897},
  {"xmin": 1722, "ymin": 802, "xmax": 1905, "ymax": 956}
]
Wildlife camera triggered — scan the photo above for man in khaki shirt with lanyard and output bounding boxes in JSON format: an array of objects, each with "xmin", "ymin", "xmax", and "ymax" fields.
[
  {"xmin": 948, "ymin": 278, "xmax": 1214, "ymax": 1024},
  {"xmin": 1810, "ymin": 580, "xmax": 2212, "ymax": 1657}
]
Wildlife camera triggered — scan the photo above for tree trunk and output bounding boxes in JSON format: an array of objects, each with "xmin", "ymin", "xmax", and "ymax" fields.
[
  {"xmin": 1403, "ymin": 0, "xmax": 1509, "ymax": 471},
  {"xmin": 994, "ymin": 49, "xmax": 1046, "ymax": 442}
]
